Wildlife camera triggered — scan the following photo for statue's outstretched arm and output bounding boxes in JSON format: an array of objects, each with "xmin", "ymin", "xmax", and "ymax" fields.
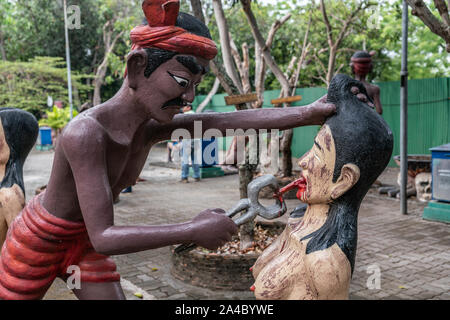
[{"xmin": 147, "ymin": 96, "xmax": 335, "ymax": 142}]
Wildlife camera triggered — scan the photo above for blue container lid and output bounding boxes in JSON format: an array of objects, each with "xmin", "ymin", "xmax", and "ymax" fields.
[
  {"xmin": 39, "ymin": 126, "xmax": 52, "ymax": 131},
  {"xmin": 430, "ymin": 143, "xmax": 450, "ymax": 152}
]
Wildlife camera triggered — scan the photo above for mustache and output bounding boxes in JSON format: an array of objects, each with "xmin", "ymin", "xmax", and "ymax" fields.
[{"xmin": 161, "ymin": 97, "xmax": 191, "ymax": 110}]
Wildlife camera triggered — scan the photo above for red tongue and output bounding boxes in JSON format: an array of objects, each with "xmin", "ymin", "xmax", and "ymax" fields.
[{"xmin": 278, "ymin": 177, "xmax": 307, "ymax": 201}]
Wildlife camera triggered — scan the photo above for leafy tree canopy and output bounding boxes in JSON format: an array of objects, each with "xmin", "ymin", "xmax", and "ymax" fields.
[
  {"xmin": 0, "ymin": 56, "xmax": 91, "ymax": 118},
  {"xmin": 0, "ymin": 0, "xmax": 448, "ymax": 100}
]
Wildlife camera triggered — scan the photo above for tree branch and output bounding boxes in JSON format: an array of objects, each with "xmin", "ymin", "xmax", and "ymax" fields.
[
  {"xmin": 254, "ymin": 13, "xmax": 291, "ymax": 108},
  {"xmin": 190, "ymin": 0, "xmax": 206, "ymax": 24},
  {"xmin": 265, "ymin": 14, "xmax": 292, "ymax": 50},
  {"xmin": 334, "ymin": 1, "xmax": 365, "ymax": 50},
  {"xmin": 313, "ymin": 51, "xmax": 328, "ymax": 78},
  {"xmin": 240, "ymin": 0, "xmax": 291, "ymax": 94},
  {"xmin": 406, "ymin": 0, "xmax": 450, "ymax": 52},
  {"xmin": 212, "ymin": 0, "xmax": 244, "ymax": 93},
  {"xmin": 320, "ymin": 0, "xmax": 334, "ymax": 47},
  {"xmin": 196, "ymin": 78, "xmax": 221, "ymax": 113},
  {"xmin": 335, "ymin": 62, "xmax": 345, "ymax": 75},
  {"xmin": 189, "ymin": 0, "xmax": 238, "ymax": 96},
  {"xmin": 434, "ymin": 0, "xmax": 450, "ymax": 27},
  {"xmin": 0, "ymin": 29, "xmax": 6, "ymax": 61}
]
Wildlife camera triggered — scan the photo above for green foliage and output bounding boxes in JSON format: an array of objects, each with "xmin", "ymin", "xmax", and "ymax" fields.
[
  {"xmin": 1, "ymin": 0, "xmax": 448, "ymax": 100},
  {"xmin": 0, "ymin": 57, "xmax": 91, "ymax": 118},
  {"xmin": 374, "ymin": 0, "xmax": 449, "ymax": 81},
  {"xmin": 38, "ymin": 106, "xmax": 79, "ymax": 130},
  {"xmin": 203, "ymin": 0, "xmax": 449, "ymax": 93},
  {"xmin": 0, "ymin": 0, "xmax": 142, "ymax": 102}
]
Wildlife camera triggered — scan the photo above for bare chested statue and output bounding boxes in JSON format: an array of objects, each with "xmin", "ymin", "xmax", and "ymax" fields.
[
  {"xmin": 0, "ymin": 1, "xmax": 341, "ymax": 300},
  {"xmin": 350, "ymin": 51, "xmax": 383, "ymax": 115}
]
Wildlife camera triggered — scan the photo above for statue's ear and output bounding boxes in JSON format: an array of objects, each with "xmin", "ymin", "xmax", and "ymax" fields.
[
  {"xmin": 331, "ymin": 163, "xmax": 360, "ymax": 200},
  {"xmin": 126, "ymin": 49, "xmax": 148, "ymax": 90}
]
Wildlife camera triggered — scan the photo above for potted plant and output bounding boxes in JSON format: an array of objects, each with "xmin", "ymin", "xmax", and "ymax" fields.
[{"xmin": 38, "ymin": 106, "xmax": 78, "ymax": 147}]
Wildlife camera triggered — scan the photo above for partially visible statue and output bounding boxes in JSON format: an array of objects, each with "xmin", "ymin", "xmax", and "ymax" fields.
[
  {"xmin": 250, "ymin": 74, "xmax": 393, "ymax": 299},
  {"xmin": 350, "ymin": 51, "xmax": 383, "ymax": 115},
  {"xmin": 0, "ymin": 108, "xmax": 38, "ymax": 247},
  {"xmin": 415, "ymin": 172, "xmax": 432, "ymax": 202}
]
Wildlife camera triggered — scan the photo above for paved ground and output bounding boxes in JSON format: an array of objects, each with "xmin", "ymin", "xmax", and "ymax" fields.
[{"xmin": 21, "ymin": 144, "xmax": 449, "ymax": 300}]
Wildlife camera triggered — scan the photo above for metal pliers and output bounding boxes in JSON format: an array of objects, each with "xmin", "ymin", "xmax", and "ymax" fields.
[{"xmin": 174, "ymin": 175, "xmax": 287, "ymax": 254}]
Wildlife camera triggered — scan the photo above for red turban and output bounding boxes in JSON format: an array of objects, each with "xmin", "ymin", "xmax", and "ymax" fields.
[
  {"xmin": 351, "ymin": 57, "xmax": 373, "ymax": 76},
  {"xmin": 130, "ymin": 0, "xmax": 218, "ymax": 60}
]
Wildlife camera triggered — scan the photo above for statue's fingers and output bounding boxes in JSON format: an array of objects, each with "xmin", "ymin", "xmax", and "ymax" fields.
[
  {"xmin": 351, "ymin": 86, "xmax": 360, "ymax": 95},
  {"xmin": 357, "ymin": 93, "xmax": 368, "ymax": 102}
]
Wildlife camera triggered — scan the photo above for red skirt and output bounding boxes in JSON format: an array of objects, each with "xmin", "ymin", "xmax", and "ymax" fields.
[{"xmin": 0, "ymin": 193, "xmax": 120, "ymax": 300}]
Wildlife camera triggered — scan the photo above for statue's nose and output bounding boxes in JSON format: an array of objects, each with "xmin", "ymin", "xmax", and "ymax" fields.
[{"xmin": 182, "ymin": 88, "xmax": 195, "ymax": 103}]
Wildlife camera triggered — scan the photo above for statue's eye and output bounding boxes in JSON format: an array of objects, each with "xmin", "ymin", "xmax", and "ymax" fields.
[{"xmin": 168, "ymin": 72, "xmax": 189, "ymax": 88}]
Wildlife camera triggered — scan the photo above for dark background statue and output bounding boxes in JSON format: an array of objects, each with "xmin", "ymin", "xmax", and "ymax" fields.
[{"xmin": 350, "ymin": 51, "xmax": 383, "ymax": 115}]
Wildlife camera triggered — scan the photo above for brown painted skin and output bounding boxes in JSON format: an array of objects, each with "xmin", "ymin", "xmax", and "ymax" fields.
[
  {"xmin": 251, "ymin": 126, "xmax": 360, "ymax": 300},
  {"xmin": 353, "ymin": 75, "xmax": 383, "ymax": 115},
  {"xmin": 0, "ymin": 119, "xmax": 25, "ymax": 248},
  {"xmin": 40, "ymin": 49, "xmax": 338, "ymax": 299}
]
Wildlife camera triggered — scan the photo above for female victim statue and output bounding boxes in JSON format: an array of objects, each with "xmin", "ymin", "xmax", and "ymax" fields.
[
  {"xmin": 0, "ymin": 1, "xmax": 369, "ymax": 300},
  {"xmin": 0, "ymin": 109, "xmax": 38, "ymax": 247},
  {"xmin": 251, "ymin": 74, "xmax": 394, "ymax": 299}
]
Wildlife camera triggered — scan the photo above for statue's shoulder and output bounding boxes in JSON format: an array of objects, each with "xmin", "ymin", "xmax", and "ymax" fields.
[
  {"xmin": 59, "ymin": 115, "xmax": 108, "ymax": 153},
  {"xmin": 367, "ymin": 81, "xmax": 380, "ymax": 92}
]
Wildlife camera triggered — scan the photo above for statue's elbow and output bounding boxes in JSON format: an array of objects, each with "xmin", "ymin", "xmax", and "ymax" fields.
[{"xmin": 90, "ymin": 232, "xmax": 115, "ymax": 256}]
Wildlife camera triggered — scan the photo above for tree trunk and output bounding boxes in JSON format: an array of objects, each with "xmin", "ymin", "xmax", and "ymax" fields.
[
  {"xmin": 240, "ymin": 0, "xmax": 291, "ymax": 95},
  {"xmin": 93, "ymin": 58, "xmax": 109, "ymax": 106},
  {"xmin": 238, "ymin": 150, "xmax": 258, "ymax": 251},
  {"xmin": 253, "ymin": 40, "xmax": 265, "ymax": 109},
  {"xmin": 190, "ymin": 0, "xmax": 205, "ymax": 22},
  {"xmin": 93, "ymin": 21, "xmax": 123, "ymax": 106},
  {"xmin": 0, "ymin": 30, "xmax": 6, "ymax": 61},
  {"xmin": 212, "ymin": 0, "xmax": 243, "ymax": 93},
  {"xmin": 189, "ymin": 0, "xmax": 237, "ymax": 96},
  {"xmin": 280, "ymin": 128, "xmax": 293, "ymax": 177},
  {"xmin": 196, "ymin": 78, "xmax": 220, "ymax": 113},
  {"xmin": 326, "ymin": 46, "xmax": 337, "ymax": 86}
]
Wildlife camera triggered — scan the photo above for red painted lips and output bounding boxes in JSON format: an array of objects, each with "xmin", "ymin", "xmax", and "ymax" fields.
[{"xmin": 278, "ymin": 176, "xmax": 307, "ymax": 201}]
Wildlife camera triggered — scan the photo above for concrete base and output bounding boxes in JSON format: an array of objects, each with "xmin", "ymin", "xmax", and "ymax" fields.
[
  {"xmin": 189, "ymin": 166, "xmax": 225, "ymax": 179},
  {"xmin": 423, "ymin": 201, "xmax": 450, "ymax": 223}
]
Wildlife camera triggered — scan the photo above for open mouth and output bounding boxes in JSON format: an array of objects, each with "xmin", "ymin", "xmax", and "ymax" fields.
[
  {"xmin": 277, "ymin": 176, "xmax": 307, "ymax": 202},
  {"xmin": 161, "ymin": 97, "xmax": 191, "ymax": 110}
]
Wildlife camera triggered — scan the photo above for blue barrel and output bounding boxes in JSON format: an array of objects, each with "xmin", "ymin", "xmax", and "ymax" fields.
[
  {"xmin": 39, "ymin": 127, "xmax": 52, "ymax": 146},
  {"xmin": 201, "ymin": 138, "xmax": 219, "ymax": 167}
]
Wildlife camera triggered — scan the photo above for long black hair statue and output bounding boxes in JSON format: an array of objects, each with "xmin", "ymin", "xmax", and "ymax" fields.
[
  {"xmin": 0, "ymin": 108, "xmax": 39, "ymax": 246},
  {"xmin": 250, "ymin": 74, "xmax": 394, "ymax": 300}
]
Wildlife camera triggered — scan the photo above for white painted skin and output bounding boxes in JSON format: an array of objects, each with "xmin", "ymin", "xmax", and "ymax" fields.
[
  {"xmin": 251, "ymin": 125, "xmax": 360, "ymax": 300},
  {"xmin": 0, "ymin": 118, "xmax": 25, "ymax": 248}
]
